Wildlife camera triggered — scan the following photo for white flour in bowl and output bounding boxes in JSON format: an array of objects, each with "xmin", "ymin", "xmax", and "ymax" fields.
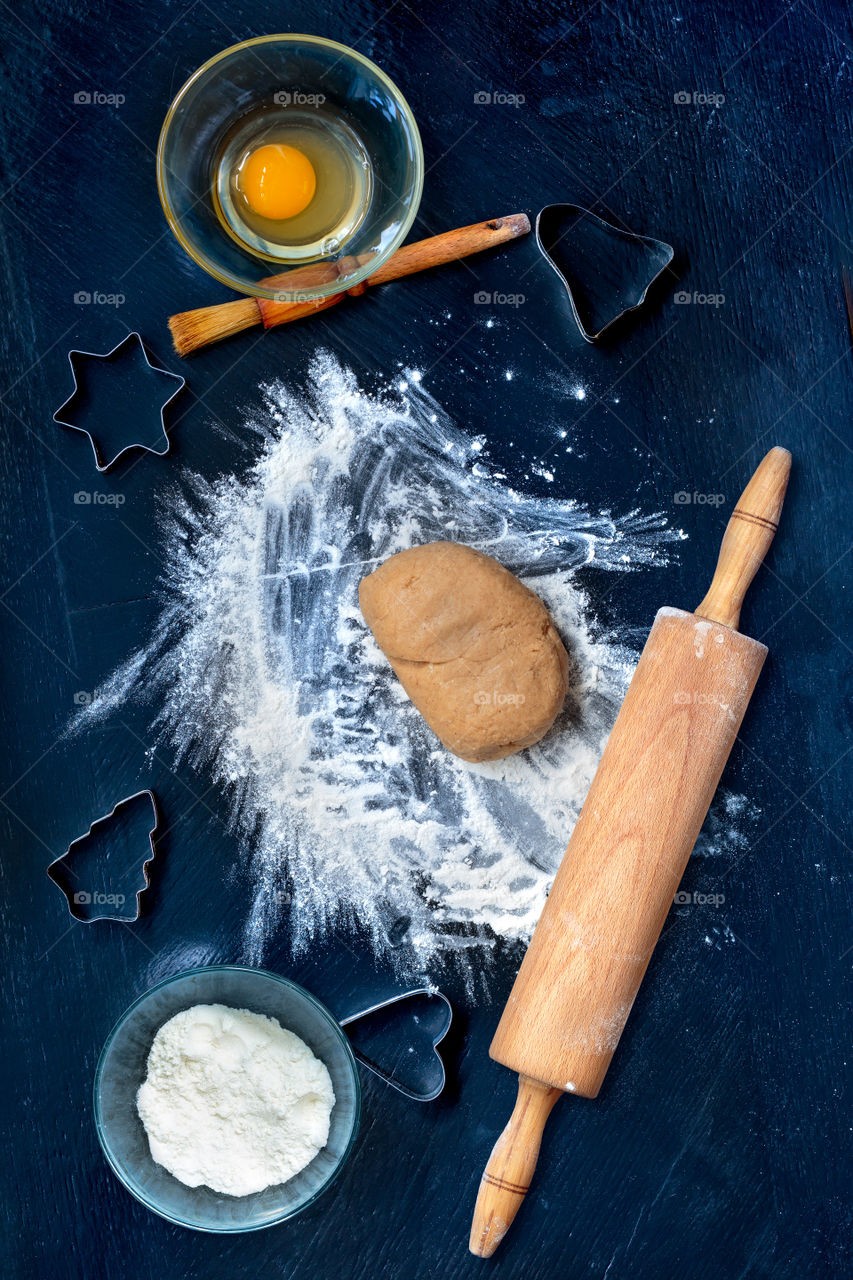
[
  {"xmin": 137, "ymin": 1003, "xmax": 334, "ymax": 1196},
  {"xmin": 77, "ymin": 353, "xmax": 753, "ymax": 973}
]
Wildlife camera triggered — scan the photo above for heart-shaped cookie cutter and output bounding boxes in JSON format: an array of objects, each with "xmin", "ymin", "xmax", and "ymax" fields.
[{"xmin": 340, "ymin": 987, "xmax": 453, "ymax": 1102}]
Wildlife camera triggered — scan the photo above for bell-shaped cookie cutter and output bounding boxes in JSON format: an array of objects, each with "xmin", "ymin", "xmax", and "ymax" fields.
[{"xmin": 536, "ymin": 203, "xmax": 674, "ymax": 342}]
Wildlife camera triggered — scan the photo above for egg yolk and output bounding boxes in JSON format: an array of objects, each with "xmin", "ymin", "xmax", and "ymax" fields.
[{"xmin": 238, "ymin": 143, "xmax": 316, "ymax": 220}]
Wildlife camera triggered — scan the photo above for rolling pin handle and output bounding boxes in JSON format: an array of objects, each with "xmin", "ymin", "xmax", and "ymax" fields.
[
  {"xmin": 469, "ymin": 1076, "xmax": 562, "ymax": 1258},
  {"xmin": 695, "ymin": 446, "xmax": 791, "ymax": 630}
]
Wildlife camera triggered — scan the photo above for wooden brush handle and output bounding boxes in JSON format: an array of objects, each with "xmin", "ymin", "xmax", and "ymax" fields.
[
  {"xmin": 367, "ymin": 214, "xmax": 530, "ymax": 286},
  {"xmin": 695, "ymin": 446, "xmax": 791, "ymax": 629},
  {"xmin": 469, "ymin": 1077, "xmax": 562, "ymax": 1258},
  {"xmin": 256, "ymin": 214, "xmax": 530, "ymax": 329}
]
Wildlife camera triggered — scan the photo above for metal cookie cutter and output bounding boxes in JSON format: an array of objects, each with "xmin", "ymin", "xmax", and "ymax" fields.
[
  {"xmin": 536, "ymin": 203, "xmax": 674, "ymax": 342},
  {"xmin": 47, "ymin": 789, "xmax": 160, "ymax": 923},
  {"xmin": 340, "ymin": 987, "xmax": 453, "ymax": 1101},
  {"xmin": 54, "ymin": 332, "xmax": 186, "ymax": 471}
]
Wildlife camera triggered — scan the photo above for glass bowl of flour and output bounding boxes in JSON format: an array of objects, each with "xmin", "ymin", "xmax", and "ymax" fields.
[{"xmin": 94, "ymin": 965, "xmax": 361, "ymax": 1230}]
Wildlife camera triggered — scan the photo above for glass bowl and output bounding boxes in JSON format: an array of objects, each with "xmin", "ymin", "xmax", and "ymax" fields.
[
  {"xmin": 156, "ymin": 35, "xmax": 423, "ymax": 301},
  {"xmin": 93, "ymin": 965, "xmax": 361, "ymax": 1231}
]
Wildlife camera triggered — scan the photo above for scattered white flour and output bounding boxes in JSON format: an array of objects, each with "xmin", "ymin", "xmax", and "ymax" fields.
[
  {"xmin": 76, "ymin": 352, "xmax": 751, "ymax": 972},
  {"xmin": 136, "ymin": 1004, "xmax": 334, "ymax": 1196}
]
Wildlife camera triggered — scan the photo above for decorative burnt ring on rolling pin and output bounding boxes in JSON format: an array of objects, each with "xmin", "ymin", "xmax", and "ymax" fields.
[
  {"xmin": 481, "ymin": 1172, "xmax": 529, "ymax": 1196},
  {"xmin": 731, "ymin": 507, "xmax": 778, "ymax": 532}
]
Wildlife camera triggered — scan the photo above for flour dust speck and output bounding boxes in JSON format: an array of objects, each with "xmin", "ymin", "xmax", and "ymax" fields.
[{"xmin": 76, "ymin": 353, "xmax": 731, "ymax": 973}]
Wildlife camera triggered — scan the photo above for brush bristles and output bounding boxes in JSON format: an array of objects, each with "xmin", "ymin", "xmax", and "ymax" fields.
[{"xmin": 168, "ymin": 298, "xmax": 262, "ymax": 357}]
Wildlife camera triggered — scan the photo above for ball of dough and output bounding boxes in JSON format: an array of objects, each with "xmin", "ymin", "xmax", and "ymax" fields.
[{"xmin": 358, "ymin": 541, "xmax": 569, "ymax": 762}]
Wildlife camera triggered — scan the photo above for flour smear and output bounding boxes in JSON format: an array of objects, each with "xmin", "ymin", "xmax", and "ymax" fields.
[{"xmin": 79, "ymin": 353, "xmax": 750, "ymax": 973}]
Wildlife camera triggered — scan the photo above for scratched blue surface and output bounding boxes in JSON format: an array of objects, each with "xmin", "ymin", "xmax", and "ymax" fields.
[{"xmin": 2, "ymin": 2, "xmax": 852, "ymax": 1277}]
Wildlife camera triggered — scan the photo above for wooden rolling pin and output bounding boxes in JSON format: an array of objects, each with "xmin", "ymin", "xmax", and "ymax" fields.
[
  {"xmin": 470, "ymin": 446, "xmax": 792, "ymax": 1258},
  {"xmin": 168, "ymin": 214, "xmax": 531, "ymax": 355}
]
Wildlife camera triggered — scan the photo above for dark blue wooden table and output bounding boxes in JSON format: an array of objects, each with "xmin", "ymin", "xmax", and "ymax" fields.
[{"xmin": 2, "ymin": 2, "xmax": 851, "ymax": 1277}]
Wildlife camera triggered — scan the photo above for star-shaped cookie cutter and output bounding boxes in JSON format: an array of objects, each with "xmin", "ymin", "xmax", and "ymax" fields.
[{"xmin": 53, "ymin": 332, "xmax": 186, "ymax": 472}]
